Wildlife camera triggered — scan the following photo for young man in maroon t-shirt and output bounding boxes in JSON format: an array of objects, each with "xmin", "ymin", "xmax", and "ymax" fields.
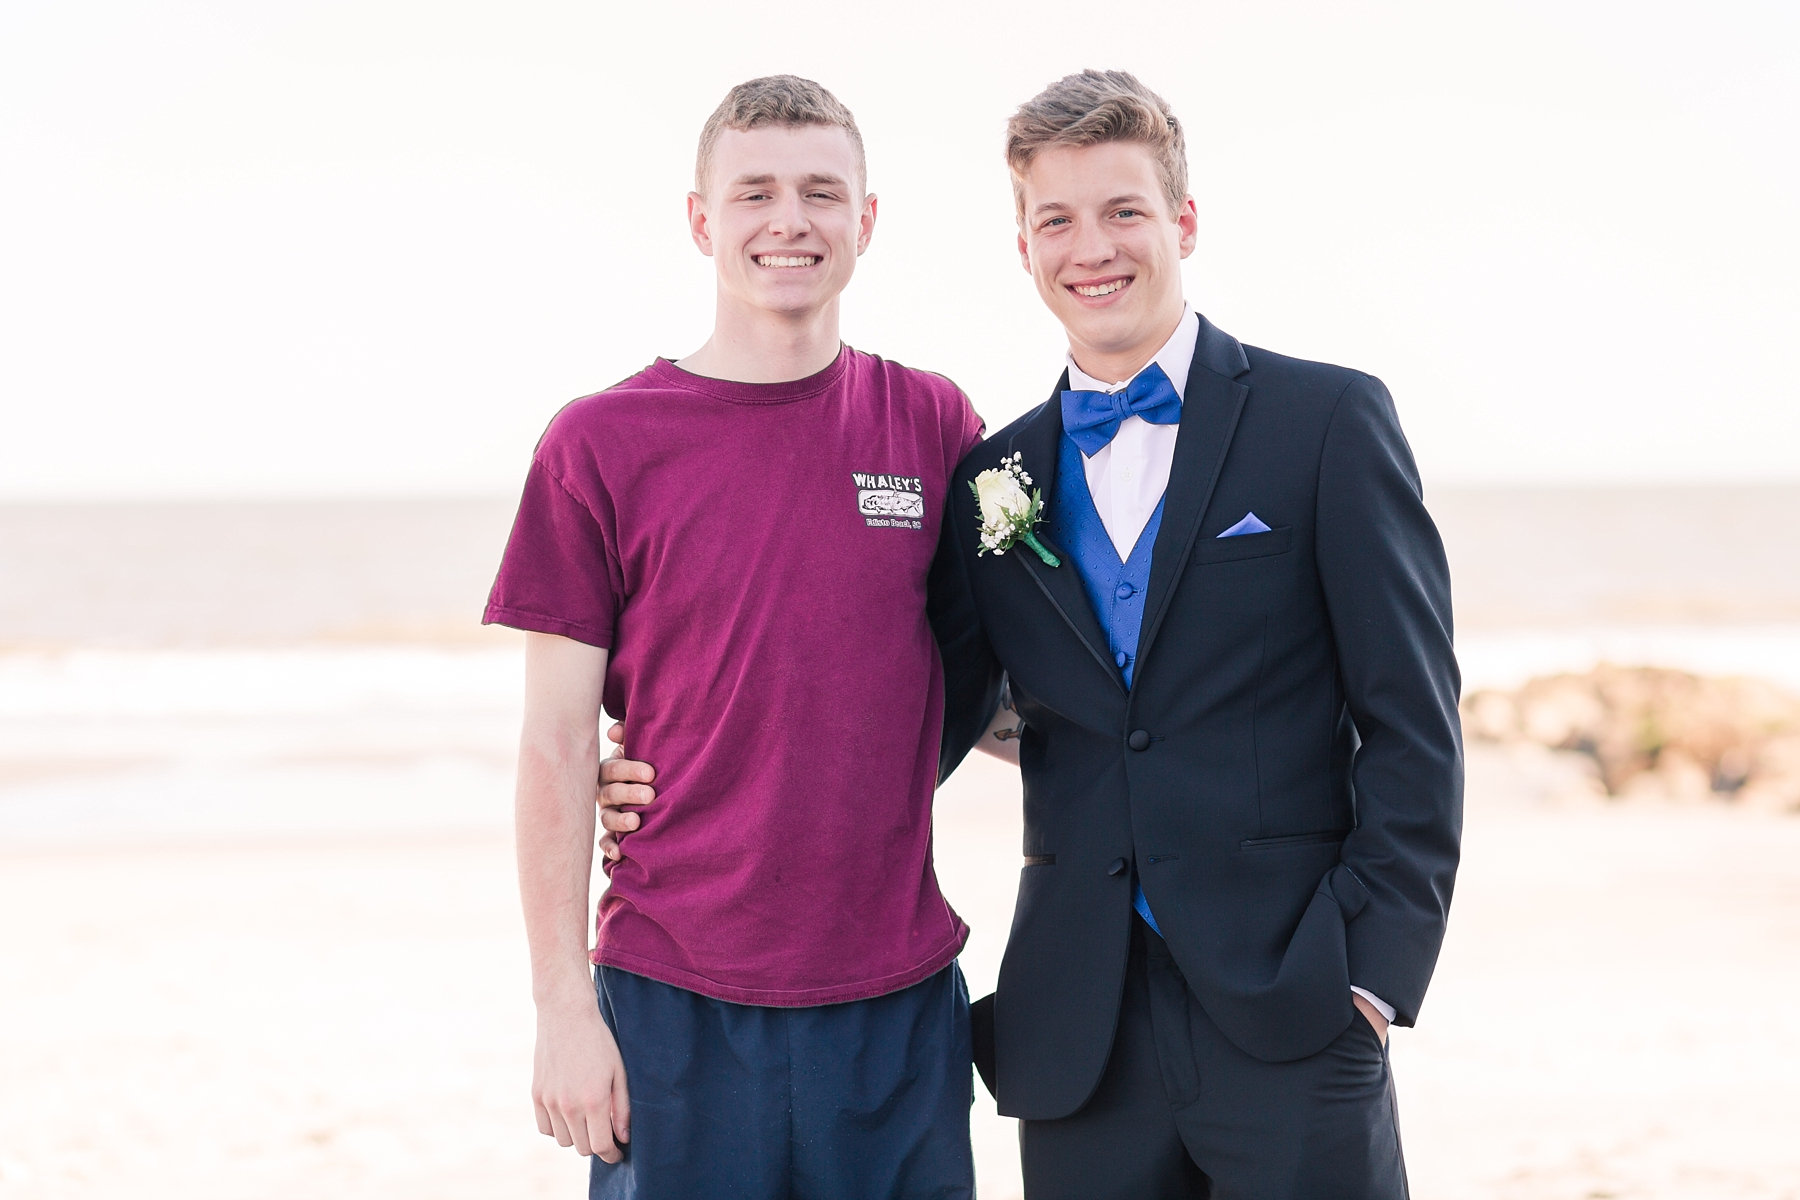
[{"xmin": 484, "ymin": 77, "xmax": 988, "ymax": 1198}]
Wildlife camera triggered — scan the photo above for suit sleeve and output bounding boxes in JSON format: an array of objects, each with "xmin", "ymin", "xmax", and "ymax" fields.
[
  {"xmin": 1314, "ymin": 373, "xmax": 1463, "ymax": 1027},
  {"xmin": 929, "ymin": 466, "xmax": 1003, "ymax": 786}
]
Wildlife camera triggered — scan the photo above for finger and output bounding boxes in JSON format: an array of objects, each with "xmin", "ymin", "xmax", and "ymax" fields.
[
  {"xmin": 606, "ymin": 721, "xmax": 625, "ymax": 747},
  {"xmin": 599, "ymin": 808, "xmax": 640, "ymax": 834},
  {"xmin": 548, "ymin": 1106, "xmax": 575, "ymax": 1149},
  {"xmin": 597, "ymin": 780, "xmax": 655, "ymax": 807},
  {"xmin": 567, "ymin": 1106, "xmax": 595, "ymax": 1158},
  {"xmin": 534, "ymin": 1098, "xmax": 554, "ymax": 1137},
  {"xmin": 585, "ymin": 1110, "xmax": 619, "ymax": 1163},
  {"xmin": 598, "ymin": 757, "xmax": 656, "ymax": 785},
  {"xmin": 613, "ymin": 1071, "xmax": 631, "ymax": 1145},
  {"xmin": 597, "ymin": 832, "xmax": 621, "ymax": 861},
  {"xmin": 597, "ymin": 786, "xmax": 655, "ymax": 815}
]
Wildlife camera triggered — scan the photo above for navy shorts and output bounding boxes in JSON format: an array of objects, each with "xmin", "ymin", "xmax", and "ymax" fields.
[{"xmin": 590, "ymin": 962, "xmax": 975, "ymax": 1200}]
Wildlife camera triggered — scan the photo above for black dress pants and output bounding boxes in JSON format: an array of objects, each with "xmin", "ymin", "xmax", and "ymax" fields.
[{"xmin": 1019, "ymin": 919, "xmax": 1408, "ymax": 1200}]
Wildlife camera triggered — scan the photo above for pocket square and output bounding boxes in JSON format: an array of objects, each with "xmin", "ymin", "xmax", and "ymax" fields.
[{"xmin": 1217, "ymin": 512, "xmax": 1272, "ymax": 538}]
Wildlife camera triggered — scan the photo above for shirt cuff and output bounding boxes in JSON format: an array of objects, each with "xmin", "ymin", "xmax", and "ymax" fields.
[{"xmin": 1350, "ymin": 986, "xmax": 1396, "ymax": 1024}]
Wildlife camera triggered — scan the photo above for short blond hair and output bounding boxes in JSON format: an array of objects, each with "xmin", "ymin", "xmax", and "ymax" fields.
[
  {"xmin": 1005, "ymin": 70, "xmax": 1188, "ymax": 221},
  {"xmin": 694, "ymin": 75, "xmax": 866, "ymax": 195}
]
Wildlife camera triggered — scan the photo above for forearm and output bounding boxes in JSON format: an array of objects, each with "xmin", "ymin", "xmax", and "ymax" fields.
[
  {"xmin": 515, "ymin": 632, "xmax": 611, "ymax": 1008},
  {"xmin": 517, "ymin": 731, "xmax": 602, "ymax": 1006}
]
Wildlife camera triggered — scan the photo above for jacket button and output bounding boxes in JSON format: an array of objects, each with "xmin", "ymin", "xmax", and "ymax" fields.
[
  {"xmin": 1107, "ymin": 858, "xmax": 1128, "ymax": 876},
  {"xmin": 1128, "ymin": 729, "xmax": 1151, "ymax": 751}
]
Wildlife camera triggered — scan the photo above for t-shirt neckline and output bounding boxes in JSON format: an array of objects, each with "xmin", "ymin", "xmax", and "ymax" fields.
[{"xmin": 650, "ymin": 345, "xmax": 851, "ymax": 406}]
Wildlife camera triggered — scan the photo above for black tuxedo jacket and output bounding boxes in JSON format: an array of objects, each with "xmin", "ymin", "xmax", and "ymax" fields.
[{"xmin": 929, "ymin": 314, "xmax": 1463, "ymax": 1121}]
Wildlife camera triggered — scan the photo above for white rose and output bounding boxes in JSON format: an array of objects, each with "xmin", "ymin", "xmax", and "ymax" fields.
[{"xmin": 974, "ymin": 468, "xmax": 1030, "ymax": 525}]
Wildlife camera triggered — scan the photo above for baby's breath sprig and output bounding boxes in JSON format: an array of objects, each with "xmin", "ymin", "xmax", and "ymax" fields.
[{"xmin": 969, "ymin": 452, "xmax": 1059, "ymax": 567}]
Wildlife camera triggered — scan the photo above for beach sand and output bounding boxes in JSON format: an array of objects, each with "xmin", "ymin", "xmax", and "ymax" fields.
[{"xmin": 3, "ymin": 745, "xmax": 1798, "ymax": 1199}]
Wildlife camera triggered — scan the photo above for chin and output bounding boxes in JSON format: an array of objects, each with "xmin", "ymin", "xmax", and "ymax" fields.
[
  {"xmin": 1064, "ymin": 310, "xmax": 1139, "ymax": 351},
  {"xmin": 759, "ymin": 290, "xmax": 830, "ymax": 317}
]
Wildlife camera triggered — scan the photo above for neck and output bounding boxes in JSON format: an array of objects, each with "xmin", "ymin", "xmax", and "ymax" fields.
[
  {"xmin": 678, "ymin": 292, "xmax": 844, "ymax": 384},
  {"xmin": 1067, "ymin": 300, "xmax": 1186, "ymax": 385}
]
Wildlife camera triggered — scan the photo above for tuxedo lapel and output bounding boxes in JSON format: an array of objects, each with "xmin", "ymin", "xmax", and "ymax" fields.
[
  {"xmin": 1006, "ymin": 375, "xmax": 1126, "ymax": 694},
  {"xmin": 1137, "ymin": 318, "xmax": 1251, "ymax": 667}
]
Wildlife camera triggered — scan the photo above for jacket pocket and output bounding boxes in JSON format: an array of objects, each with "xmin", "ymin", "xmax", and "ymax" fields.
[
  {"xmin": 1191, "ymin": 525, "xmax": 1292, "ymax": 565},
  {"xmin": 1022, "ymin": 854, "xmax": 1056, "ymax": 866},
  {"xmin": 1239, "ymin": 829, "xmax": 1348, "ymax": 851}
]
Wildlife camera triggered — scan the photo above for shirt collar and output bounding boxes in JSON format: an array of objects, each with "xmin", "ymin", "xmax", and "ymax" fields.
[{"xmin": 1066, "ymin": 304, "xmax": 1199, "ymax": 397}]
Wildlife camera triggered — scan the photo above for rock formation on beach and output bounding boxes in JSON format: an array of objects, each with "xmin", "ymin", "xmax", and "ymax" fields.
[{"xmin": 1462, "ymin": 666, "xmax": 1800, "ymax": 811}]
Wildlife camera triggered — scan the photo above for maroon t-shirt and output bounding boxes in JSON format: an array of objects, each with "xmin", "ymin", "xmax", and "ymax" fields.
[{"xmin": 485, "ymin": 348, "xmax": 984, "ymax": 1006}]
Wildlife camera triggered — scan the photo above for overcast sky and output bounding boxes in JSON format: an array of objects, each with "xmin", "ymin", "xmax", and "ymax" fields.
[{"xmin": 2, "ymin": 0, "xmax": 1796, "ymax": 499}]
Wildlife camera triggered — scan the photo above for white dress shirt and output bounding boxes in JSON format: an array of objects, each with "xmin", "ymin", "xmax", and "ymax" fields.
[
  {"xmin": 1065, "ymin": 306, "xmax": 1198, "ymax": 562},
  {"xmin": 1063, "ymin": 304, "xmax": 1398, "ymax": 1028}
]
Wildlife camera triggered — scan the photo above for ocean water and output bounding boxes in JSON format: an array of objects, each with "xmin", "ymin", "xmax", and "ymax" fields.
[
  {"xmin": 4, "ymin": 487, "xmax": 1798, "ymax": 648},
  {"xmin": 0, "ymin": 498, "xmax": 517, "ymax": 648},
  {"xmin": 2, "ymin": 488, "xmax": 1797, "ymax": 846},
  {"xmin": 1428, "ymin": 485, "xmax": 1800, "ymax": 628}
]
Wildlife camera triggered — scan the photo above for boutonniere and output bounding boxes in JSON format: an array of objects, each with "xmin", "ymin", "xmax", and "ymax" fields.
[{"xmin": 970, "ymin": 452, "xmax": 1061, "ymax": 567}]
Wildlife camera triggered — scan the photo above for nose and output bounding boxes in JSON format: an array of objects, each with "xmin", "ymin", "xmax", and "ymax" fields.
[
  {"xmin": 766, "ymin": 191, "xmax": 811, "ymax": 239},
  {"xmin": 1068, "ymin": 217, "xmax": 1117, "ymax": 269}
]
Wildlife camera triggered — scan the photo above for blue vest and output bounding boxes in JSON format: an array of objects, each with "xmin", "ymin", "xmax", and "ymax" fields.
[{"xmin": 1048, "ymin": 431, "xmax": 1166, "ymax": 934}]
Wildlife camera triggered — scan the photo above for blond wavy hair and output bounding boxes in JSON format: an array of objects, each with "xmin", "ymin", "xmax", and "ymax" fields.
[{"xmin": 1005, "ymin": 70, "xmax": 1187, "ymax": 220}]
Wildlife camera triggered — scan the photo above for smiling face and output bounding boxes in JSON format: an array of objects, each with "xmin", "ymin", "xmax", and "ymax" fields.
[
  {"xmin": 688, "ymin": 124, "xmax": 875, "ymax": 322},
  {"xmin": 1016, "ymin": 140, "xmax": 1198, "ymax": 381}
]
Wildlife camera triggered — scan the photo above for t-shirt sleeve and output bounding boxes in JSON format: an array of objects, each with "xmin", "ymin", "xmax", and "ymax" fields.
[
  {"xmin": 482, "ymin": 458, "xmax": 621, "ymax": 649},
  {"xmin": 955, "ymin": 388, "xmax": 987, "ymax": 458}
]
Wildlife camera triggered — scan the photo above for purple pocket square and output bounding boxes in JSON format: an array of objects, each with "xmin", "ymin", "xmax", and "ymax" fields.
[{"xmin": 1217, "ymin": 512, "xmax": 1272, "ymax": 538}]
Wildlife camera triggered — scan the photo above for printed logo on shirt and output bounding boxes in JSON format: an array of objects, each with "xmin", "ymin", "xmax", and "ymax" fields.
[{"xmin": 852, "ymin": 471, "xmax": 925, "ymax": 529}]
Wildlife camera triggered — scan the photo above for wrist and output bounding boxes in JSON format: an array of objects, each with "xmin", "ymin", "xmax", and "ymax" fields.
[{"xmin": 532, "ymin": 965, "xmax": 597, "ymax": 1010}]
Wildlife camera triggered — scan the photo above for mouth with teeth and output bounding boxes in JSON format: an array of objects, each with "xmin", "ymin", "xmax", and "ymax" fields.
[
  {"xmin": 1069, "ymin": 276, "xmax": 1133, "ymax": 299},
  {"xmin": 756, "ymin": 254, "xmax": 822, "ymax": 268}
]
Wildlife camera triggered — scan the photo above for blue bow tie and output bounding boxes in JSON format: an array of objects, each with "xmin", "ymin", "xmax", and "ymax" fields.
[{"xmin": 1060, "ymin": 362, "xmax": 1183, "ymax": 456}]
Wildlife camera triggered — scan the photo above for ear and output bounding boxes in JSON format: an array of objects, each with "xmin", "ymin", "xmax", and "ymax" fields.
[
  {"xmin": 687, "ymin": 192, "xmax": 714, "ymax": 257},
  {"xmin": 855, "ymin": 193, "xmax": 878, "ymax": 255},
  {"xmin": 1175, "ymin": 195, "xmax": 1199, "ymax": 259},
  {"xmin": 1017, "ymin": 228, "xmax": 1032, "ymax": 274}
]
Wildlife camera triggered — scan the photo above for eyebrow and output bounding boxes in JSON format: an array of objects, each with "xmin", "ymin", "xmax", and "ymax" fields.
[
  {"xmin": 1030, "ymin": 193, "xmax": 1153, "ymax": 218},
  {"xmin": 728, "ymin": 172, "xmax": 850, "ymax": 189}
]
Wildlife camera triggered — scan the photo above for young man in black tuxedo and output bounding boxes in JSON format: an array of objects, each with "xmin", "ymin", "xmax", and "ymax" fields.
[{"xmin": 925, "ymin": 70, "xmax": 1462, "ymax": 1198}]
